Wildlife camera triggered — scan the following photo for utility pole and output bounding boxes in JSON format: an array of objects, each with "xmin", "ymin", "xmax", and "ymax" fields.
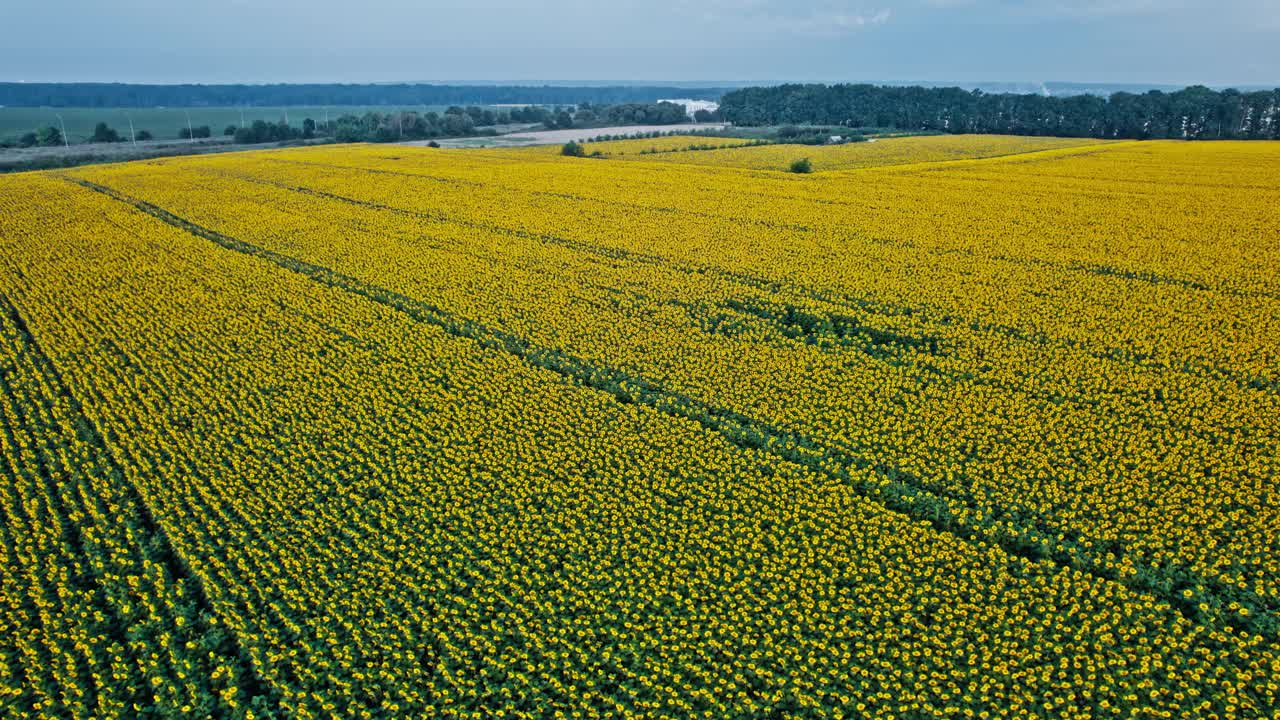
[
  {"xmin": 55, "ymin": 113, "xmax": 69, "ymax": 148},
  {"xmin": 129, "ymin": 115, "xmax": 137, "ymax": 148},
  {"xmin": 240, "ymin": 107, "xmax": 245, "ymax": 129},
  {"xmin": 185, "ymin": 110, "xmax": 194, "ymax": 144}
]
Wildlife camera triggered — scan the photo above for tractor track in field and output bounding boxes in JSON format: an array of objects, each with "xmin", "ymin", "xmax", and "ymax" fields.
[
  {"xmin": 0, "ymin": 291, "xmax": 275, "ymax": 716},
  {"xmin": 236, "ymin": 159, "xmax": 1279, "ymax": 396},
  {"xmin": 194, "ymin": 163, "xmax": 1280, "ymax": 401},
  {"xmin": 67, "ymin": 174, "xmax": 1279, "ymax": 647}
]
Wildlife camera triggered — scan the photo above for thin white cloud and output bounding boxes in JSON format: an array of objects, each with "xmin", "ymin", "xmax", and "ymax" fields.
[
  {"xmin": 791, "ymin": 8, "xmax": 893, "ymax": 34},
  {"xmin": 687, "ymin": 0, "xmax": 893, "ymax": 36},
  {"xmin": 904, "ymin": 0, "xmax": 1279, "ymax": 32}
]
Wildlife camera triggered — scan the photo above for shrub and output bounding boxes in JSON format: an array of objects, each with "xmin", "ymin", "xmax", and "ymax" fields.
[
  {"xmin": 91, "ymin": 122, "xmax": 122, "ymax": 143},
  {"xmin": 36, "ymin": 126, "xmax": 63, "ymax": 147},
  {"xmin": 561, "ymin": 141, "xmax": 586, "ymax": 157},
  {"xmin": 790, "ymin": 157, "xmax": 813, "ymax": 174}
]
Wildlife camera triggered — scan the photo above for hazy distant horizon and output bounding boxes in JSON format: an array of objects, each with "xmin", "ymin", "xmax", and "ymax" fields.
[
  {"xmin": 4, "ymin": 1, "xmax": 1276, "ymax": 88},
  {"xmin": 2, "ymin": 79, "xmax": 1274, "ymax": 93}
]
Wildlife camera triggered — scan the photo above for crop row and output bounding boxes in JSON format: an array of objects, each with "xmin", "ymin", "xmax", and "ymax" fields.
[
  {"xmin": 70, "ymin": 142, "xmax": 1280, "ymax": 623},
  {"xmin": 0, "ymin": 154, "xmax": 1276, "ymax": 718}
]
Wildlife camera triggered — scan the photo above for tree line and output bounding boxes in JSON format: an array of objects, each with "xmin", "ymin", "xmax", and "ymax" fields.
[
  {"xmin": 719, "ymin": 84, "xmax": 1280, "ymax": 140},
  {"xmin": 3, "ymin": 102, "xmax": 699, "ymax": 149},
  {"xmin": 237, "ymin": 105, "xmax": 568, "ymax": 143},
  {"xmin": 0, "ymin": 83, "xmax": 724, "ymax": 108},
  {"xmin": 328, "ymin": 102, "xmax": 693, "ymax": 142}
]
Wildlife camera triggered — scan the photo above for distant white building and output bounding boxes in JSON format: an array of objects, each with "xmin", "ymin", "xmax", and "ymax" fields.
[{"xmin": 657, "ymin": 98, "xmax": 719, "ymax": 119}]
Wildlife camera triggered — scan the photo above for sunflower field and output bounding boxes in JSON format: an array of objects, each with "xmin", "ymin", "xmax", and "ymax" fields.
[
  {"xmin": 579, "ymin": 133, "xmax": 1118, "ymax": 171},
  {"xmin": 0, "ymin": 136, "xmax": 1277, "ymax": 719}
]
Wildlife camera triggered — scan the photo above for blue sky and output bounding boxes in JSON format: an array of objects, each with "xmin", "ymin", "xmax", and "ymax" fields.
[{"xmin": 3, "ymin": 1, "xmax": 1277, "ymax": 86}]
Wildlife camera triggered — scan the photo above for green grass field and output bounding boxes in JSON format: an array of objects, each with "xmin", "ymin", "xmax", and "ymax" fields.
[{"xmin": 0, "ymin": 105, "xmax": 479, "ymax": 143}]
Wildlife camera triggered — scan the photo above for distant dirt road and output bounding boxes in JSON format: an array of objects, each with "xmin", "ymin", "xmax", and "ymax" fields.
[{"xmin": 410, "ymin": 123, "xmax": 728, "ymax": 148}]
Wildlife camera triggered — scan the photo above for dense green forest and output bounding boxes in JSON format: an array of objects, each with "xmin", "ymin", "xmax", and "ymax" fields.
[
  {"xmin": 0, "ymin": 83, "xmax": 723, "ymax": 108},
  {"xmin": 719, "ymin": 84, "xmax": 1280, "ymax": 139}
]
